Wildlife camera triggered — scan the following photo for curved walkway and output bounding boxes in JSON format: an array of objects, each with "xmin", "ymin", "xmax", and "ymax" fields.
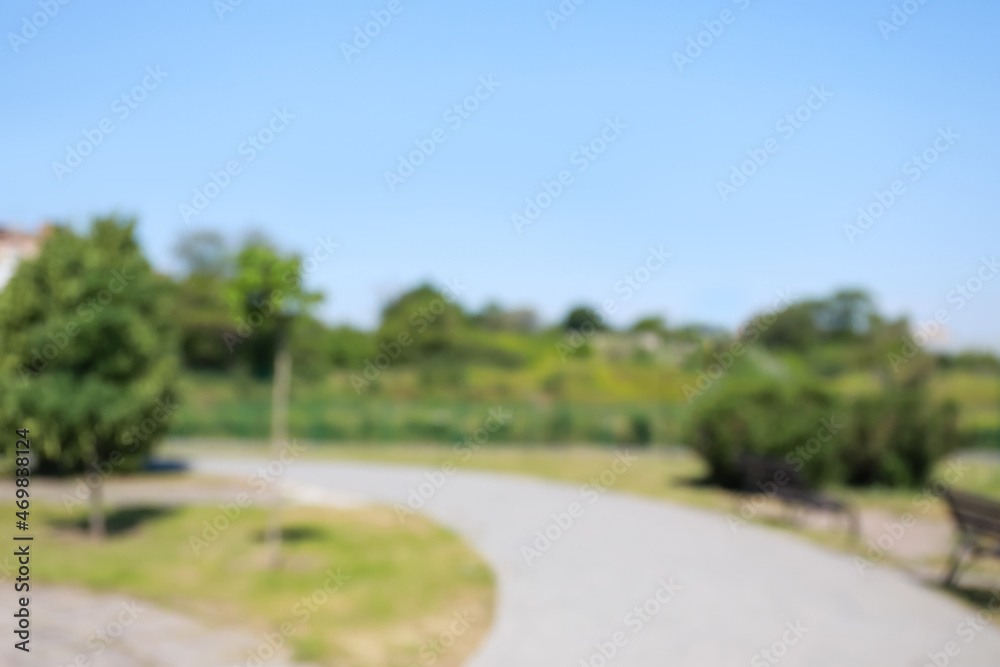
[{"xmin": 195, "ymin": 458, "xmax": 1000, "ymax": 667}]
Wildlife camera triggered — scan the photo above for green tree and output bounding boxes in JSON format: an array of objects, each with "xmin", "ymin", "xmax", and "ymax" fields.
[
  {"xmin": 173, "ymin": 271, "xmax": 238, "ymax": 371},
  {"xmin": 744, "ymin": 301, "xmax": 820, "ymax": 350},
  {"xmin": 564, "ymin": 306, "xmax": 607, "ymax": 333},
  {"xmin": 289, "ymin": 315, "xmax": 333, "ymax": 380},
  {"xmin": 746, "ymin": 289, "xmax": 879, "ymax": 351},
  {"xmin": 815, "ymin": 289, "xmax": 877, "ymax": 341},
  {"xmin": 327, "ymin": 325, "xmax": 376, "ymax": 368},
  {"xmin": 473, "ymin": 303, "xmax": 539, "ymax": 333},
  {"xmin": 376, "ymin": 285, "xmax": 465, "ymax": 363},
  {"xmin": 175, "ymin": 230, "xmax": 228, "ymax": 276},
  {"xmin": 224, "ymin": 237, "xmax": 321, "ymax": 567},
  {"xmin": 0, "ymin": 217, "xmax": 178, "ymax": 537},
  {"xmin": 630, "ymin": 315, "xmax": 667, "ymax": 335},
  {"xmin": 172, "ymin": 231, "xmax": 238, "ymax": 371}
]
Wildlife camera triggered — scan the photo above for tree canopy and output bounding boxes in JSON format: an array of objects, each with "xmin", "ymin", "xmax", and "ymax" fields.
[{"xmin": 0, "ymin": 217, "xmax": 178, "ymax": 474}]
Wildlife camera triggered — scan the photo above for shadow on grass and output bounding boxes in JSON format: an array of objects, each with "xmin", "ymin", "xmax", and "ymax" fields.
[
  {"xmin": 251, "ymin": 525, "xmax": 329, "ymax": 544},
  {"xmin": 142, "ymin": 458, "xmax": 190, "ymax": 473},
  {"xmin": 53, "ymin": 505, "xmax": 176, "ymax": 536},
  {"xmin": 947, "ymin": 581, "xmax": 1000, "ymax": 609},
  {"xmin": 674, "ymin": 472, "xmax": 717, "ymax": 488}
]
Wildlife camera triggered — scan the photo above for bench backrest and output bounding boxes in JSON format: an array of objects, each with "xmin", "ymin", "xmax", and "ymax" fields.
[
  {"xmin": 945, "ymin": 489, "xmax": 1000, "ymax": 540},
  {"xmin": 736, "ymin": 454, "xmax": 809, "ymax": 491}
]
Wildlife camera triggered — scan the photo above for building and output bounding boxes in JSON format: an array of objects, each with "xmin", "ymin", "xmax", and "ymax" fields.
[{"xmin": 0, "ymin": 225, "xmax": 50, "ymax": 290}]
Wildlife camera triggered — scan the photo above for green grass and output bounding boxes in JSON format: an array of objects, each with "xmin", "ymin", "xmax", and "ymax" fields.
[{"xmin": 12, "ymin": 501, "xmax": 493, "ymax": 666}]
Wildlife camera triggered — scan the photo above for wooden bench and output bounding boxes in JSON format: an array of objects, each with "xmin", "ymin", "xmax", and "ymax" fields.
[
  {"xmin": 943, "ymin": 489, "xmax": 1000, "ymax": 587},
  {"xmin": 736, "ymin": 454, "xmax": 858, "ymax": 537}
]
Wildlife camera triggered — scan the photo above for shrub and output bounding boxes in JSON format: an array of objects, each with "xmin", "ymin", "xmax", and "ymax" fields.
[
  {"xmin": 628, "ymin": 413, "xmax": 653, "ymax": 447},
  {"xmin": 687, "ymin": 378, "xmax": 840, "ymax": 488},
  {"xmin": 838, "ymin": 389, "xmax": 961, "ymax": 487},
  {"xmin": 688, "ymin": 377, "xmax": 960, "ymax": 489},
  {"xmin": 546, "ymin": 406, "xmax": 574, "ymax": 444}
]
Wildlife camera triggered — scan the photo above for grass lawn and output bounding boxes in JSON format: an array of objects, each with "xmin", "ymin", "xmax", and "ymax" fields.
[{"xmin": 9, "ymin": 501, "xmax": 493, "ymax": 667}]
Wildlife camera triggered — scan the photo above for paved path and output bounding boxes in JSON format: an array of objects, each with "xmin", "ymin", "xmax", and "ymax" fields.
[
  {"xmin": 6, "ymin": 586, "xmax": 313, "ymax": 667},
  {"xmin": 195, "ymin": 458, "xmax": 1000, "ymax": 667}
]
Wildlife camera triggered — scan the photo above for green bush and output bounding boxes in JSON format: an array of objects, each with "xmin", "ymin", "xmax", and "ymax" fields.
[
  {"xmin": 628, "ymin": 413, "xmax": 653, "ymax": 447},
  {"xmin": 688, "ymin": 377, "xmax": 960, "ymax": 488},
  {"xmin": 838, "ymin": 390, "xmax": 961, "ymax": 486},
  {"xmin": 546, "ymin": 406, "xmax": 574, "ymax": 444},
  {"xmin": 687, "ymin": 378, "xmax": 840, "ymax": 488}
]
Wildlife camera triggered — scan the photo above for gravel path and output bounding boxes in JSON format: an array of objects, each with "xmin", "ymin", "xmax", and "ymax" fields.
[{"xmin": 195, "ymin": 457, "xmax": 1000, "ymax": 667}]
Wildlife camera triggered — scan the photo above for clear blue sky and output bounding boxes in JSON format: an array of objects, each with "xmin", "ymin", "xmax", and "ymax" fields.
[{"xmin": 3, "ymin": 0, "xmax": 998, "ymax": 350}]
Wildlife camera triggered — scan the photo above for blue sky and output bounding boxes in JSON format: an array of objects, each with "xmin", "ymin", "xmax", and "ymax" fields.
[{"xmin": 2, "ymin": 0, "xmax": 998, "ymax": 349}]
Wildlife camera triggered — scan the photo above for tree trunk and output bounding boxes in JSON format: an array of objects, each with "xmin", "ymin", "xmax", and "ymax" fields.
[
  {"xmin": 88, "ymin": 481, "xmax": 106, "ymax": 538},
  {"xmin": 267, "ymin": 321, "xmax": 292, "ymax": 568},
  {"xmin": 86, "ymin": 438, "xmax": 106, "ymax": 539}
]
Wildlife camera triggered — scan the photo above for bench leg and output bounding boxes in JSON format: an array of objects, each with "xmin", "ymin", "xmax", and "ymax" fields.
[
  {"xmin": 944, "ymin": 539, "xmax": 973, "ymax": 588},
  {"xmin": 844, "ymin": 509, "xmax": 860, "ymax": 542},
  {"xmin": 732, "ymin": 492, "xmax": 748, "ymax": 516},
  {"xmin": 784, "ymin": 502, "xmax": 799, "ymax": 526}
]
